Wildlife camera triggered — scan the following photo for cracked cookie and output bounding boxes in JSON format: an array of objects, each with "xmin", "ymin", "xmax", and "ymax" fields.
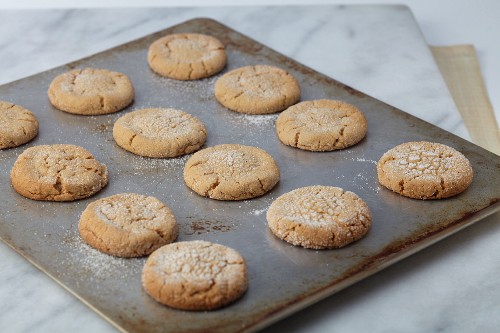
[
  {"xmin": 48, "ymin": 68, "xmax": 134, "ymax": 115},
  {"xmin": 183, "ymin": 144, "xmax": 279, "ymax": 200},
  {"xmin": 10, "ymin": 144, "xmax": 108, "ymax": 201},
  {"xmin": 377, "ymin": 141, "xmax": 473, "ymax": 199},
  {"xmin": 267, "ymin": 186, "xmax": 372, "ymax": 249},
  {"xmin": 79, "ymin": 193, "xmax": 178, "ymax": 257},
  {"xmin": 113, "ymin": 108, "xmax": 207, "ymax": 158},
  {"xmin": 0, "ymin": 101, "xmax": 38, "ymax": 149},
  {"xmin": 214, "ymin": 65, "xmax": 300, "ymax": 114},
  {"xmin": 142, "ymin": 240, "xmax": 248, "ymax": 310},
  {"xmin": 148, "ymin": 33, "xmax": 227, "ymax": 80},
  {"xmin": 276, "ymin": 99, "xmax": 367, "ymax": 151}
]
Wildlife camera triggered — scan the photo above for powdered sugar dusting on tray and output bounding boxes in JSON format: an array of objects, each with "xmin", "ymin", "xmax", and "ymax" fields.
[
  {"xmin": 351, "ymin": 171, "xmax": 381, "ymax": 194},
  {"xmin": 353, "ymin": 157, "xmax": 377, "ymax": 164},
  {"xmin": 240, "ymin": 114, "xmax": 278, "ymax": 126},
  {"xmin": 249, "ymin": 207, "xmax": 268, "ymax": 216},
  {"xmin": 60, "ymin": 230, "xmax": 142, "ymax": 279},
  {"xmin": 128, "ymin": 154, "xmax": 190, "ymax": 171},
  {"xmin": 221, "ymin": 113, "xmax": 279, "ymax": 134}
]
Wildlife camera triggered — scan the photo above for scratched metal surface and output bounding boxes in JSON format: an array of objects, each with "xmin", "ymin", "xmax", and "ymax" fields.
[{"xmin": 0, "ymin": 18, "xmax": 499, "ymax": 333}]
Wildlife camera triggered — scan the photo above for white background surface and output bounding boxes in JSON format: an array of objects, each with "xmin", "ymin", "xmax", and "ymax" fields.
[{"xmin": 0, "ymin": 0, "xmax": 498, "ymax": 121}]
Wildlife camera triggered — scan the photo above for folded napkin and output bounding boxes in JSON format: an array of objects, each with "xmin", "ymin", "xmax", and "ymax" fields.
[{"xmin": 431, "ymin": 45, "xmax": 500, "ymax": 156}]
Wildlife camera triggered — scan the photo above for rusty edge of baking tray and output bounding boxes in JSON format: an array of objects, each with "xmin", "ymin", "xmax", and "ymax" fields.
[{"xmin": 0, "ymin": 18, "xmax": 499, "ymax": 333}]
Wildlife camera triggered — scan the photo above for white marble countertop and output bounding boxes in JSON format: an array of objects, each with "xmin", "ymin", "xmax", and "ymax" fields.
[{"xmin": 0, "ymin": 3, "xmax": 499, "ymax": 333}]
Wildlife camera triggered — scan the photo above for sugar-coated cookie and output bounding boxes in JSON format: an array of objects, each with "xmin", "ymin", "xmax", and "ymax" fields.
[
  {"xmin": 267, "ymin": 186, "xmax": 372, "ymax": 249},
  {"xmin": 79, "ymin": 193, "xmax": 178, "ymax": 257},
  {"xmin": 10, "ymin": 144, "xmax": 108, "ymax": 201},
  {"xmin": 148, "ymin": 33, "xmax": 227, "ymax": 80},
  {"xmin": 0, "ymin": 101, "xmax": 38, "ymax": 149},
  {"xmin": 113, "ymin": 108, "xmax": 207, "ymax": 158},
  {"xmin": 276, "ymin": 99, "xmax": 367, "ymax": 151},
  {"xmin": 142, "ymin": 240, "xmax": 248, "ymax": 310},
  {"xmin": 48, "ymin": 68, "xmax": 134, "ymax": 115},
  {"xmin": 215, "ymin": 65, "xmax": 300, "ymax": 114},
  {"xmin": 183, "ymin": 144, "xmax": 279, "ymax": 200},
  {"xmin": 377, "ymin": 141, "xmax": 473, "ymax": 199}
]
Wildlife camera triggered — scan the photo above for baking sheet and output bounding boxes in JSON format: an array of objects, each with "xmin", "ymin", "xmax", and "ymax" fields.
[{"xmin": 0, "ymin": 18, "xmax": 499, "ymax": 333}]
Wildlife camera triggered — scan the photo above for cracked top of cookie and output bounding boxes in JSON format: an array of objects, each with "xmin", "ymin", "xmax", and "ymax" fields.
[
  {"xmin": 269, "ymin": 186, "xmax": 371, "ymax": 226},
  {"xmin": 10, "ymin": 144, "xmax": 108, "ymax": 201},
  {"xmin": 113, "ymin": 108, "xmax": 207, "ymax": 158},
  {"xmin": 266, "ymin": 185, "xmax": 372, "ymax": 249},
  {"xmin": 183, "ymin": 144, "xmax": 280, "ymax": 200},
  {"xmin": 116, "ymin": 108, "xmax": 206, "ymax": 139},
  {"xmin": 93, "ymin": 193, "xmax": 175, "ymax": 233},
  {"xmin": 48, "ymin": 68, "xmax": 134, "ymax": 115},
  {"xmin": 0, "ymin": 101, "xmax": 38, "ymax": 149},
  {"xmin": 377, "ymin": 141, "xmax": 473, "ymax": 199},
  {"xmin": 214, "ymin": 65, "xmax": 301, "ymax": 114},
  {"xmin": 148, "ymin": 241, "xmax": 244, "ymax": 280},
  {"xmin": 276, "ymin": 99, "xmax": 367, "ymax": 151},
  {"xmin": 142, "ymin": 240, "xmax": 247, "ymax": 310},
  {"xmin": 78, "ymin": 193, "xmax": 178, "ymax": 257},
  {"xmin": 148, "ymin": 33, "xmax": 227, "ymax": 80}
]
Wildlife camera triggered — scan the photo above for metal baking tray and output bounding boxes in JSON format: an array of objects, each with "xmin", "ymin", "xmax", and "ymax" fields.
[{"xmin": 0, "ymin": 18, "xmax": 499, "ymax": 333}]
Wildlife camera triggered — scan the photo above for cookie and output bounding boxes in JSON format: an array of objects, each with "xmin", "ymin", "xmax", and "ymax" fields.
[
  {"xmin": 142, "ymin": 240, "xmax": 248, "ymax": 310},
  {"xmin": 113, "ymin": 108, "xmax": 207, "ymax": 158},
  {"xmin": 267, "ymin": 186, "xmax": 372, "ymax": 249},
  {"xmin": 0, "ymin": 101, "xmax": 38, "ymax": 149},
  {"xmin": 10, "ymin": 144, "xmax": 108, "ymax": 201},
  {"xmin": 48, "ymin": 68, "xmax": 134, "ymax": 115},
  {"xmin": 377, "ymin": 141, "xmax": 473, "ymax": 199},
  {"xmin": 214, "ymin": 65, "xmax": 300, "ymax": 114},
  {"xmin": 276, "ymin": 99, "xmax": 367, "ymax": 151},
  {"xmin": 148, "ymin": 33, "xmax": 227, "ymax": 80},
  {"xmin": 78, "ymin": 193, "xmax": 178, "ymax": 257},
  {"xmin": 183, "ymin": 144, "xmax": 279, "ymax": 200}
]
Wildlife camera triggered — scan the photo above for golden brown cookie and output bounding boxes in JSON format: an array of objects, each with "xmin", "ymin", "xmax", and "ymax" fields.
[
  {"xmin": 276, "ymin": 99, "xmax": 367, "ymax": 151},
  {"xmin": 48, "ymin": 68, "xmax": 134, "ymax": 115},
  {"xmin": 0, "ymin": 101, "xmax": 38, "ymax": 149},
  {"xmin": 10, "ymin": 144, "xmax": 108, "ymax": 201},
  {"xmin": 148, "ymin": 33, "xmax": 227, "ymax": 80},
  {"xmin": 267, "ymin": 186, "xmax": 372, "ymax": 249},
  {"xmin": 183, "ymin": 144, "xmax": 279, "ymax": 200},
  {"xmin": 142, "ymin": 240, "xmax": 248, "ymax": 310},
  {"xmin": 377, "ymin": 141, "xmax": 473, "ymax": 199},
  {"xmin": 214, "ymin": 65, "xmax": 300, "ymax": 114},
  {"xmin": 113, "ymin": 108, "xmax": 207, "ymax": 158},
  {"xmin": 78, "ymin": 193, "xmax": 178, "ymax": 257}
]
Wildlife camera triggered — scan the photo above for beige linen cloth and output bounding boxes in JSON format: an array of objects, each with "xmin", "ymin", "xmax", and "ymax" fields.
[
  {"xmin": 431, "ymin": 45, "xmax": 499, "ymax": 223},
  {"xmin": 431, "ymin": 45, "xmax": 500, "ymax": 155}
]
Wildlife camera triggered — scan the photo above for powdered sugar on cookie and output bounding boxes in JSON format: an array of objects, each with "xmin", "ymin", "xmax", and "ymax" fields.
[
  {"xmin": 267, "ymin": 186, "xmax": 371, "ymax": 249},
  {"xmin": 377, "ymin": 141, "xmax": 473, "ymax": 199}
]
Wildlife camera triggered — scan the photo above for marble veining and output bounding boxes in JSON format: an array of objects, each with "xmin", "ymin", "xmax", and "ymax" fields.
[{"xmin": 1, "ymin": 5, "xmax": 498, "ymax": 333}]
